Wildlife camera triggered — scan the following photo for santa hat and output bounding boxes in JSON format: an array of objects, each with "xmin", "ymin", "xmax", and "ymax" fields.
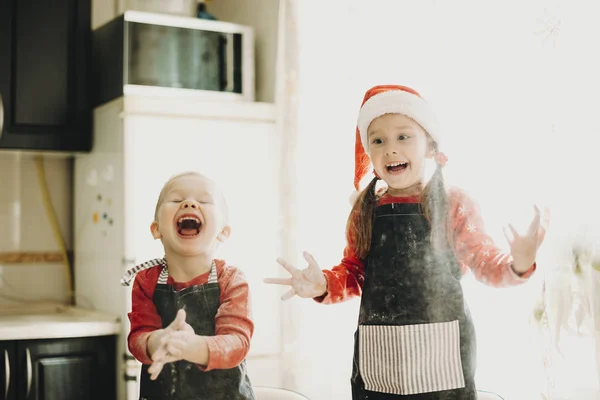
[{"xmin": 353, "ymin": 85, "xmax": 441, "ymax": 196}]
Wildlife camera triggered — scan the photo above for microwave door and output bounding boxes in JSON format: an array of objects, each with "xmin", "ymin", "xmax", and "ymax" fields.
[
  {"xmin": 225, "ymin": 34, "xmax": 234, "ymax": 93},
  {"xmin": 217, "ymin": 34, "xmax": 234, "ymax": 93}
]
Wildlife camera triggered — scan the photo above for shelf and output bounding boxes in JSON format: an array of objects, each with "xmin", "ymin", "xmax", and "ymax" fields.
[
  {"xmin": 108, "ymin": 92, "xmax": 277, "ymax": 123},
  {"xmin": 0, "ymin": 252, "xmax": 65, "ymax": 264}
]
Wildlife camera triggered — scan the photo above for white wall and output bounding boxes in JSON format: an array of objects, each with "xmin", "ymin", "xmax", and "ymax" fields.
[
  {"xmin": 281, "ymin": 1, "xmax": 600, "ymax": 399},
  {"xmin": 208, "ymin": 0, "xmax": 279, "ymax": 103}
]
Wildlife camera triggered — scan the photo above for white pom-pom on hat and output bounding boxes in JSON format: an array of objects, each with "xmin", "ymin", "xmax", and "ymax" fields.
[{"xmin": 349, "ymin": 190, "xmax": 361, "ymax": 206}]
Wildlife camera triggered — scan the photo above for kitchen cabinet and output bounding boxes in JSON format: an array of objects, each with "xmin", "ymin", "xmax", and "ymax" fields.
[
  {"xmin": 0, "ymin": 0, "xmax": 92, "ymax": 152},
  {"xmin": 0, "ymin": 335, "xmax": 116, "ymax": 400}
]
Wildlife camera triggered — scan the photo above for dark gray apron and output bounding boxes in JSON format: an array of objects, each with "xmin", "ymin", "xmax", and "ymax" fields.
[
  {"xmin": 139, "ymin": 263, "xmax": 255, "ymax": 400},
  {"xmin": 351, "ymin": 202, "xmax": 477, "ymax": 399}
]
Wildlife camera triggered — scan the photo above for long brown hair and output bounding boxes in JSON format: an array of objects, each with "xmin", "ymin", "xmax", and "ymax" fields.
[{"xmin": 346, "ymin": 143, "xmax": 452, "ymax": 259}]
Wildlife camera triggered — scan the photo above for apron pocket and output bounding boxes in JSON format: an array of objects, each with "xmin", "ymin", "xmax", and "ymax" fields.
[{"xmin": 358, "ymin": 320, "xmax": 465, "ymax": 395}]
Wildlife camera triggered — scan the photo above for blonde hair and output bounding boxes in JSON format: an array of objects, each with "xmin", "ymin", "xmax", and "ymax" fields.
[{"xmin": 153, "ymin": 172, "xmax": 229, "ymax": 223}]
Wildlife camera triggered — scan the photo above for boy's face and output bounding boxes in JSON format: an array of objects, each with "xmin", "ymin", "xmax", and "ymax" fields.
[
  {"xmin": 151, "ymin": 174, "xmax": 230, "ymax": 257},
  {"xmin": 367, "ymin": 113, "xmax": 434, "ymax": 196}
]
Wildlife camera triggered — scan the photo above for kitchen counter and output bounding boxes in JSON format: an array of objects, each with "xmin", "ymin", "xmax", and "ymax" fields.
[{"xmin": 0, "ymin": 303, "xmax": 121, "ymax": 340}]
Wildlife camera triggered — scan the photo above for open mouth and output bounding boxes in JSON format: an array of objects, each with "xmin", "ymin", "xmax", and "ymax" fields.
[
  {"xmin": 386, "ymin": 161, "xmax": 408, "ymax": 173},
  {"xmin": 176, "ymin": 215, "xmax": 202, "ymax": 237}
]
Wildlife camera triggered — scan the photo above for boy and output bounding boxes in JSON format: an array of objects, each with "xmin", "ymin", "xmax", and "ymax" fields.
[{"xmin": 122, "ymin": 172, "xmax": 256, "ymax": 400}]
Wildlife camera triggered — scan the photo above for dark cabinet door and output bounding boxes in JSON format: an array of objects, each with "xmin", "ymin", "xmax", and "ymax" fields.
[
  {"xmin": 0, "ymin": 341, "xmax": 17, "ymax": 400},
  {"xmin": 0, "ymin": 0, "xmax": 92, "ymax": 152},
  {"xmin": 17, "ymin": 336, "xmax": 116, "ymax": 400}
]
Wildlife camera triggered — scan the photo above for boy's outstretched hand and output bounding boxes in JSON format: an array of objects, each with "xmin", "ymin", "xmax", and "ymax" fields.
[
  {"xmin": 264, "ymin": 251, "xmax": 328, "ymax": 300},
  {"xmin": 148, "ymin": 309, "xmax": 196, "ymax": 380},
  {"xmin": 505, "ymin": 205, "xmax": 550, "ymax": 274}
]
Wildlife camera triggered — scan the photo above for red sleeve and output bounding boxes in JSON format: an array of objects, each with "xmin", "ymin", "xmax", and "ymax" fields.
[
  {"xmin": 201, "ymin": 262, "xmax": 254, "ymax": 371},
  {"xmin": 314, "ymin": 224, "xmax": 365, "ymax": 305},
  {"xmin": 450, "ymin": 187, "xmax": 536, "ymax": 287},
  {"xmin": 127, "ymin": 267, "xmax": 163, "ymax": 364}
]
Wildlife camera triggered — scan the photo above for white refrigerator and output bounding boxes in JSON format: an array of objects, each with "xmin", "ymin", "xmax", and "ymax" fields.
[{"xmin": 74, "ymin": 94, "xmax": 283, "ymax": 400}]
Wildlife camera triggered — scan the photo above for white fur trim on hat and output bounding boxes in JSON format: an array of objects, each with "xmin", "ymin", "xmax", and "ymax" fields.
[{"xmin": 357, "ymin": 90, "xmax": 440, "ymax": 152}]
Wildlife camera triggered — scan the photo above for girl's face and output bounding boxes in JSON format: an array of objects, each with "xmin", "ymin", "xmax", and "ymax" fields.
[{"xmin": 367, "ymin": 113, "xmax": 434, "ymax": 196}]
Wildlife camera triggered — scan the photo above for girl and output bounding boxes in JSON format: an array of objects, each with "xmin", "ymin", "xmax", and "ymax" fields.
[{"xmin": 264, "ymin": 85, "xmax": 547, "ymax": 399}]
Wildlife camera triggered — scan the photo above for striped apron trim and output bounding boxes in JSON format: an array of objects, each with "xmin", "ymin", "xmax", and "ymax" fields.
[
  {"xmin": 358, "ymin": 320, "xmax": 465, "ymax": 395},
  {"xmin": 207, "ymin": 261, "xmax": 218, "ymax": 284},
  {"xmin": 154, "ymin": 260, "xmax": 218, "ymax": 286},
  {"xmin": 120, "ymin": 257, "xmax": 166, "ymax": 286},
  {"xmin": 157, "ymin": 265, "xmax": 169, "ymax": 285}
]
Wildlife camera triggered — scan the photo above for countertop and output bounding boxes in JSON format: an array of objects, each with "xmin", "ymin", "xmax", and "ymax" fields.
[{"xmin": 0, "ymin": 303, "xmax": 121, "ymax": 340}]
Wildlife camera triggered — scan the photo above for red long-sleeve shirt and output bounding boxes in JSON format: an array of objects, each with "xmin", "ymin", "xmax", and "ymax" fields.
[
  {"xmin": 317, "ymin": 187, "xmax": 536, "ymax": 304},
  {"xmin": 127, "ymin": 259, "xmax": 253, "ymax": 371}
]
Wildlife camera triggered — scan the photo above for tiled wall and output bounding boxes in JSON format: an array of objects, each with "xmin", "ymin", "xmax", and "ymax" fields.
[{"xmin": 0, "ymin": 153, "xmax": 73, "ymax": 306}]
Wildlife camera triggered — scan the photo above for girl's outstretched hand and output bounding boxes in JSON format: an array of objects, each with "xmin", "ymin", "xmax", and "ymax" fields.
[
  {"xmin": 504, "ymin": 205, "xmax": 550, "ymax": 274},
  {"xmin": 264, "ymin": 251, "xmax": 327, "ymax": 300}
]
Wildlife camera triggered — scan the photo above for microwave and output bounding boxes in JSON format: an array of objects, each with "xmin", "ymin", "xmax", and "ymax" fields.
[{"xmin": 92, "ymin": 11, "xmax": 255, "ymax": 106}]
